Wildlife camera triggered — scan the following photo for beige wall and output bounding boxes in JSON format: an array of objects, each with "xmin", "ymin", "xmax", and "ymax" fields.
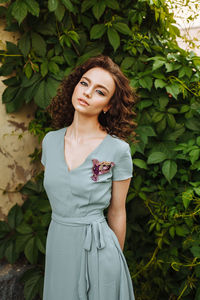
[
  {"xmin": 178, "ymin": 26, "xmax": 200, "ymax": 55},
  {"xmin": 0, "ymin": 18, "xmax": 40, "ymax": 220}
]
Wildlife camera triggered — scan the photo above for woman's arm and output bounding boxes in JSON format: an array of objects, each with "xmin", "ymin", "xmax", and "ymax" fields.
[{"xmin": 107, "ymin": 178, "xmax": 131, "ymax": 251}]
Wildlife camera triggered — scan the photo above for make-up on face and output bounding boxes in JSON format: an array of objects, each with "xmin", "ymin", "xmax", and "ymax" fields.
[{"xmin": 71, "ymin": 67, "xmax": 116, "ymax": 117}]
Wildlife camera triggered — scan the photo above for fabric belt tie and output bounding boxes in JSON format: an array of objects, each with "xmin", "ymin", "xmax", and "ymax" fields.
[{"xmin": 51, "ymin": 212, "xmax": 106, "ymax": 300}]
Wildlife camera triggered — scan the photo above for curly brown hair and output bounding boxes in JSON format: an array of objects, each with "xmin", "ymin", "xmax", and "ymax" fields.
[{"xmin": 46, "ymin": 55, "xmax": 137, "ymax": 142}]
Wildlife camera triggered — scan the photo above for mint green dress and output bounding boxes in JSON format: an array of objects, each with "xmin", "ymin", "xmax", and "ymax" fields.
[{"xmin": 41, "ymin": 127, "xmax": 135, "ymax": 300}]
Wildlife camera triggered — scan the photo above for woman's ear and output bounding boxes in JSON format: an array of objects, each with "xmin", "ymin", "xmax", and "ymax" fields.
[{"xmin": 103, "ymin": 104, "xmax": 112, "ymax": 113}]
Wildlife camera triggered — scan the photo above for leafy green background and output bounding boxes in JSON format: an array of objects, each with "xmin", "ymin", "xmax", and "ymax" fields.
[{"xmin": 0, "ymin": 0, "xmax": 200, "ymax": 299}]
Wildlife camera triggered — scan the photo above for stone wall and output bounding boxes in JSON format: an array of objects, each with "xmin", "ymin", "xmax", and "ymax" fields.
[
  {"xmin": 178, "ymin": 26, "xmax": 200, "ymax": 55},
  {"xmin": 0, "ymin": 18, "xmax": 41, "ymax": 221}
]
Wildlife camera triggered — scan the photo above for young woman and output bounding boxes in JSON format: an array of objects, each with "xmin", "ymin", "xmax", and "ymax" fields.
[{"xmin": 41, "ymin": 55, "xmax": 137, "ymax": 300}]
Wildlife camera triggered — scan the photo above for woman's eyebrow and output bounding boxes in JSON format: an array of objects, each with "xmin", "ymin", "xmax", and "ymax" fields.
[{"xmin": 82, "ymin": 76, "xmax": 109, "ymax": 93}]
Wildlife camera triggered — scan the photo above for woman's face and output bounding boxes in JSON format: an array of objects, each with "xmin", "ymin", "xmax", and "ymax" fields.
[{"xmin": 71, "ymin": 67, "xmax": 116, "ymax": 116}]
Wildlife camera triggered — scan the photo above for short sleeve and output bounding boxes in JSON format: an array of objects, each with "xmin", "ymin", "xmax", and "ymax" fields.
[
  {"xmin": 41, "ymin": 135, "xmax": 47, "ymax": 166},
  {"xmin": 112, "ymin": 143, "xmax": 133, "ymax": 181}
]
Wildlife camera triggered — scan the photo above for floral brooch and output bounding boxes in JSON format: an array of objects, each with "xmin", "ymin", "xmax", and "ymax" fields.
[{"xmin": 91, "ymin": 159, "xmax": 115, "ymax": 181}]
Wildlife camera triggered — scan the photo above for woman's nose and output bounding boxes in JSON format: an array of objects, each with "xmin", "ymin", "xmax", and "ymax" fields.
[{"xmin": 83, "ymin": 87, "xmax": 92, "ymax": 98}]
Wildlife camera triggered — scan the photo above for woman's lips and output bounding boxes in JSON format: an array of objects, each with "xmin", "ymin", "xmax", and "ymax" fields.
[{"xmin": 78, "ymin": 98, "xmax": 89, "ymax": 106}]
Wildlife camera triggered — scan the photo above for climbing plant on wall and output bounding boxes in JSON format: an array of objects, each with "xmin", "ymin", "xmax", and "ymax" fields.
[{"xmin": 0, "ymin": 0, "xmax": 200, "ymax": 299}]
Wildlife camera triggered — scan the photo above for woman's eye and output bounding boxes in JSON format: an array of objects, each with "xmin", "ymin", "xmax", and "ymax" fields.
[
  {"xmin": 80, "ymin": 81, "xmax": 87, "ymax": 86},
  {"xmin": 96, "ymin": 90, "xmax": 105, "ymax": 96}
]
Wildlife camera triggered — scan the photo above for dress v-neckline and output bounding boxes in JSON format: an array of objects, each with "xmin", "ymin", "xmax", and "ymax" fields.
[{"xmin": 62, "ymin": 127, "xmax": 109, "ymax": 173}]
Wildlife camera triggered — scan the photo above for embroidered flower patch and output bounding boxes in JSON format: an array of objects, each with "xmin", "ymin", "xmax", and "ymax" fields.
[{"xmin": 91, "ymin": 159, "xmax": 115, "ymax": 181}]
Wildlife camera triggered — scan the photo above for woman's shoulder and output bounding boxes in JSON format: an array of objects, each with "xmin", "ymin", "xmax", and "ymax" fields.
[
  {"xmin": 109, "ymin": 133, "xmax": 130, "ymax": 148},
  {"xmin": 42, "ymin": 127, "xmax": 65, "ymax": 143},
  {"xmin": 107, "ymin": 134, "xmax": 132, "ymax": 166},
  {"xmin": 108, "ymin": 134, "xmax": 131, "ymax": 156}
]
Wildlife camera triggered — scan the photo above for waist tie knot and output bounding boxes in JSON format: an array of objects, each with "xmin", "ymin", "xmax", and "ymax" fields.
[
  {"xmin": 83, "ymin": 220, "xmax": 106, "ymax": 251},
  {"xmin": 51, "ymin": 212, "xmax": 106, "ymax": 300}
]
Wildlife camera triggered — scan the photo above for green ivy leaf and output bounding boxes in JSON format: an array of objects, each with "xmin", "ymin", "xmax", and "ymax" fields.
[
  {"xmin": 189, "ymin": 149, "xmax": 200, "ymax": 164},
  {"xmin": 5, "ymin": 88, "xmax": 25, "ymax": 113},
  {"xmin": 36, "ymin": 234, "xmax": 46, "ymax": 254},
  {"xmin": 31, "ymin": 32, "xmax": 46, "ymax": 57},
  {"xmin": 16, "ymin": 223, "xmax": 33, "ymax": 234},
  {"xmin": 197, "ymin": 137, "xmax": 200, "ymax": 146},
  {"xmin": 167, "ymin": 108, "xmax": 179, "ymax": 114},
  {"xmin": 185, "ymin": 118, "xmax": 200, "ymax": 131},
  {"xmin": 24, "ymin": 0, "xmax": 40, "ymax": 17},
  {"xmin": 194, "ymin": 187, "xmax": 200, "ymax": 196},
  {"xmin": 48, "ymin": 61, "xmax": 59, "ymax": 74},
  {"xmin": 169, "ymin": 226, "xmax": 175, "ymax": 238},
  {"xmin": 166, "ymin": 83, "xmax": 180, "ymax": 99},
  {"xmin": 159, "ymin": 96, "xmax": 169, "ymax": 109},
  {"xmin": 41, "ymin": 60, "xmax": 48, "ymax": 77},
  {"xmin": 51, "ymin": 56, "xmax": 64, "ymax": 64},
  {"xmin": 34, "ymin": 80, "xmax": 47, "ymax": 108},
  {"xmin": 152, "ymin": 60, "xmax": 165, "ymax": 71},
  {"xmin": 165, "ymin": 62, "xmax": 181, "ymax": 72},
  {"xmin": 156, "ymin": 117, "xmax": 166, "ymax": 133},
  {"xmin": 41, "ymin": 213, "xmax": 51, "ymax": 227},
  {"xmin": 154, "ymin": 79, "xmax": 166, "ymax": 89},
  {"xmin": 24, "ymin": 272, "xmax": 41, "ymax": 300},
  {"xmin": 175, "ymin": 225, "xmax": 189, "ymax": 237},
  {"xmin": 15, "ymin": 234, "xmax": 32, "ymax": 253},
  {"xmin": 113, "ymin": 22, "xmax": 132, "ymax": 35},
  {"xmin": 55, "ymin": 2, "xmax": 65, "ymax": 21},
  {"xmin": 133, "ymin": 159, "xmax": 148, "ymax": 170},
  {"xmin": 152, "ymin": 111, "xmax": 164, "ymax": 123},
  {"xmin": 121, "ymin": 57, "xmax": 134, "ymax": 69},
  {"xmin": 76, "ymin": 44, "xmax": 105, "ymax": 66},
  {"xmin": 105, "ymin": 0, "xmax": 119, "ymax": 9},
  {"xmin": 2, "ymin": 86, "xmax": 19, "ymax": 103},
  {"xmin": 21, "ymin": 73, "xmax": 41, "ymax": 88},
  {"xmin": 137, "ymin": 100, "xmax": 153, "ymax": 111},
  {"xmin": 107, "ymin": 27, "xmax": 120, "ymax": 52},
  {"xmin": 5, "ymin": 240, "xmax": 18, "ymax": 263},
  {"xmin": 35, "ymin": 22, "xmax": 56, "ymax": 36},
  {"xmin": 24, "ymin": 62, "xmax": 32, "ymax": 79},
  {"xmin": 81, "ymin": 0, "xmax": 96, "ymax": 13},
  {"xmin": 178, "ymin": 66, "xmax": 192, "ymax": 79},
  {"xmin": 0, "ymin": 240, "xmax": 8, "ymax": 259},
  {"xmin": 105, "ymin": 0, "xmax": 119, "ymax": 10},
  {"xmin": 0, "ymin": 221, "xmax": 10, "ymax": 236},
  {"xmin": 92, "ymin": 1, "xmax": 106, "ymax": 20},
  {"xmin": 6, "ymin": 42, "xmax": 21, "ymax": 54},
  {"xmin": 167, "ymin": 113, "xmax": 176, "ymax": 128},
  {"xmin": 147, "ymin": 152, "xmax": 167, "ymax": 164},
  {"xmin": 23, "ymin": 82, "xmax": 37, "ymax": 103},
  {"xmin": 179, "ymin": 104, "xmax": 190, "ymax": 113},
  {"xmin": 191, "ymin": 246, "xmax": 200, "ymax": 258},
  {"xmin": 24, "ymin": 236, "xmax": 38, "ymax": 264},
  {"xmin": 11, "ymin": 0, "xmax": 27, "ymax": 24},
  {"xmin": 2, "ymin": 77, "xmax": 19, "ymax": 86},
  {"xmin": 135, "ymin": 125, "xmax": 156, "ymax": 145},
  {"xmin": 182, "ymin": 189, "xmax": 193, "ymax": 209},
  {"xmin": 68, "ymin": 30, "xmax": 80, "ymax": 44},
  {"xmin": 165, "ymin": 124, "xmax": 185, "ymax": 141},
  {"xmin": 139, "ymin": 76, "xmax": 153, "ymax": 91},
  {"xmin": 18, "ymin": 32, "xmax": 30, "ymax": 57},
  {"xmin": 48, "ymin": 0, "xmax": 58, "ymax": 11},
  {"xmin": 90, "ymin": 24, "xmax": 106, "ymax": 39},
  {"xmin": 63, "ymin": 48, "xmax": 76, "ymax": 66},
  {"xmin": 61, "ymin": 0, "xmax": 75, "ymax": 12},
  {"xmin": 45, "ymin": 76, "xmax": 60, "ymax": 99},
  {"xmin": 162, "ymin": 160, "xmax": 177, "ymax": 182}
]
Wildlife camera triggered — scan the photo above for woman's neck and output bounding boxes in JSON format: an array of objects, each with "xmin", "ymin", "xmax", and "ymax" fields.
[{"xmin": 67, "ymin": 112, "xmax": 105, "ymax": 140}]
